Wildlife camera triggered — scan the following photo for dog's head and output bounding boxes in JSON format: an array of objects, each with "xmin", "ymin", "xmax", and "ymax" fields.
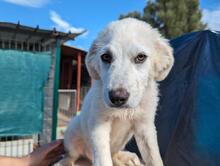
[{"xmin": 86, "ymin": 18, "xmax": 174, "ymax": 109}]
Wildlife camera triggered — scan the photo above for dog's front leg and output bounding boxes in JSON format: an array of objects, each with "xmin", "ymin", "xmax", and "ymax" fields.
[
  {"xmin": 134, "ymin": 122, "xmax": 163, "ymax": 166},
  {"xmin": 89, "ymin": 118, "xmax": 112, "ymax": 166}
]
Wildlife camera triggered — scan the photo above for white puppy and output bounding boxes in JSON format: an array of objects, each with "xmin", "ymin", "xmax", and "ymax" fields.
[{"xmin": 64, "ymin": 18, "xmax": 174, "ymax": 166}]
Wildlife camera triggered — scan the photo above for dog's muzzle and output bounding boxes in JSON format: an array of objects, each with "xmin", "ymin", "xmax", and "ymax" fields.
[{"xmin": 108, "ymin": 88, "xmax": 130, "ymax": 107}]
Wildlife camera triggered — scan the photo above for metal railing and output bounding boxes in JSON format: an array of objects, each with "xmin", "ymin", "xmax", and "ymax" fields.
[
  {"xmin": 58, "ymin": 89, "xmax": 77, "ymax": 117},
  {"xmin": 0, "ymin": 31, "xmax": 56, "ymax": 149},
  {"xmin": 0, "ymin": 39, "xmax": 50, "ymax": 156},
  {"xmin": 0, "ymin": 39, "xmax": 51, "ymax": 52},
  {"xmin": 0, "ymin": 135, "xmax": 39, "ymax": 157}
]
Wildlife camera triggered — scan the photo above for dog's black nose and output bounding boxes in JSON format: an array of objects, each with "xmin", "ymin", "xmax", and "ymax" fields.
[{"xmin": 109, "ymin": 88, "xmax": 130, "ymax": 107}]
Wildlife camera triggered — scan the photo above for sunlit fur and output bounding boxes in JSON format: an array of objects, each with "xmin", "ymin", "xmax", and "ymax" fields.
[{"xmin": 64, "ymin": 18, "xmax": 174, "ymax": 166}]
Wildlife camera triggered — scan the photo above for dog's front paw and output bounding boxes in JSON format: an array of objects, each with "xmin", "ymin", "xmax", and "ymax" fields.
[{"xmin": 113, "ymin": 151, "xmax": 141, "ymax": 166}]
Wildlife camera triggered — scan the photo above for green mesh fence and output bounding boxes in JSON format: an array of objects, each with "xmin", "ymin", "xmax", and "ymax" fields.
[{"xmin": 0, "ymin": 49, "xmax": 51, "ymax": 136}]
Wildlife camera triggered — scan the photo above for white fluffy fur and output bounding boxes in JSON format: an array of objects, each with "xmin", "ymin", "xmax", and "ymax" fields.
[{"xmin": 64, "ymin": 18, "xmax": 174, "ymax": 166}]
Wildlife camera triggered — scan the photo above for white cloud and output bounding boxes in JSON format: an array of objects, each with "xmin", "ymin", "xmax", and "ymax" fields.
[
  {"xmin": 202, "ymin": 7, "xmax": 220, "ymax": 31},
  {"xmin": 3, "ymin": 0, "xmax": 49, "ymax": 7},
  {"xmin": 49, "ymin": 11, "xmax": 86, "ymax": 34}
]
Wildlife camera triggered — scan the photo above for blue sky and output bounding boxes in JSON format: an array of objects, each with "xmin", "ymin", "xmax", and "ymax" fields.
[{"xmin": 0, "ymin": 0, "xmax": 220, "ymax": 51}]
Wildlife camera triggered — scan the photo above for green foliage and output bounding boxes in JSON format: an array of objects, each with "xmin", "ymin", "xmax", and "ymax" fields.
[
  {"xmin": 119, "ymin": 11, "xmax": 142, "ymax": 20},
  {"xmin": 120, "ymin": 0, "xmax": 206, "ymax": 38}
]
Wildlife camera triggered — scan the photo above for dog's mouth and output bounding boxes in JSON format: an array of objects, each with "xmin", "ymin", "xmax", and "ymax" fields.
[{"xmin": 108, "ymin": 103, "xmax": 130, "ymax": 109}]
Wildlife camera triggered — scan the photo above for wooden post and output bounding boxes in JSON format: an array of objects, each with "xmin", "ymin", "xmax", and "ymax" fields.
[{"xmin": 76, "ymin": 52, "xmax": 81, "ymax": 112}]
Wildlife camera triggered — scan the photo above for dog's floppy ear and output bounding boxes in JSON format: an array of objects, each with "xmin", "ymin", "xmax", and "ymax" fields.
[
  {"xmin": 153, "ymin": 39, "xmax": 174, "ymax": 81},
  {"xmin": 86, "ymin": 42, "xmax": 100, "ymax": 80}
]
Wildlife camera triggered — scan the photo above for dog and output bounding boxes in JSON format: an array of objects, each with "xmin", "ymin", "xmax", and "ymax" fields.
[{"xmin": 63, "ymin": 18, "xmax": 174, "ymax": 166}]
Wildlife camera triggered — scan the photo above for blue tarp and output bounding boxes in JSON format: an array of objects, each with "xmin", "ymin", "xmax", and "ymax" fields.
[
  {"xmin": 0, "ymin": 50, "xmax": 51, "ymax": 136},
  {"xmin": 126, "ymin": 30, "xmax": 220, "ymax": 166}
]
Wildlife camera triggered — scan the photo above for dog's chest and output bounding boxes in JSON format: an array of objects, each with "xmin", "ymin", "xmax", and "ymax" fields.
[{"xmin": 110, "ymin": 118, "xmax": 133, "ymax": 153}]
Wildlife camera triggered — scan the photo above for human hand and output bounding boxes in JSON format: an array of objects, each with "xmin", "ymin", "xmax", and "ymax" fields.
[{"xmin": 25, "ymin": 139, "xmax": 65, "ymax": 166}]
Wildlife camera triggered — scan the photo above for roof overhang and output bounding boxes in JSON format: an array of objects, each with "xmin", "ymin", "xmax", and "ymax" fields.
[
  {"xmin": 61, "ymin": 45, "xmax": 87, "ymax": 61},
  {"xmin": 0, "ymin": 22, "xmax": 85, "ymax": 44}
]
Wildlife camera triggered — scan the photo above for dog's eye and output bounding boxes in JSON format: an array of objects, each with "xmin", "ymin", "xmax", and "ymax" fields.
[
  {"xmin": 134, "ymin": 53, "xmax": 147, "ymax": 64},
  {"xmin": 101, "ymin": 53, "xmax": 112, "ymax": 63}
]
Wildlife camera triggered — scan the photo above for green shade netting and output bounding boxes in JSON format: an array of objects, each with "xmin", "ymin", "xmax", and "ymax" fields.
[{"xmin": 0, "ymin": 49, "xmax": 51, "ymax": 136}]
